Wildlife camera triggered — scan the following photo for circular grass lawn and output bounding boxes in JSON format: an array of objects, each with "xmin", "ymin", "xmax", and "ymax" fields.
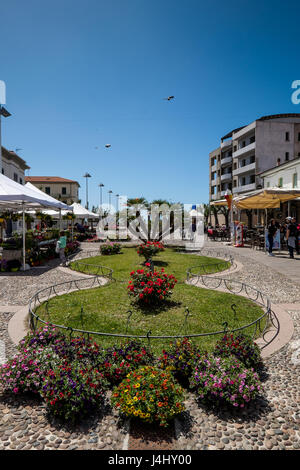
[{"xmin": 35, "ymin": 247, "xmax": 266, "ymax": 354}]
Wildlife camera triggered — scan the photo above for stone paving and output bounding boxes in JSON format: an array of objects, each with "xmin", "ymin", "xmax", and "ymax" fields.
[{"xmin": 0, "ymin": 241, "xmax": 299, "ymax": 450}]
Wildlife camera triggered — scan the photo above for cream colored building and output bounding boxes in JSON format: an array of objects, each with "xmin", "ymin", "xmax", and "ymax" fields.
[{"xmin": 25, "ymin": 176, "xmax": 80, "ymax": 205}]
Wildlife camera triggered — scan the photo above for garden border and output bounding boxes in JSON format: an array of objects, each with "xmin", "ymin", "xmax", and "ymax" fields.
[{"xmin": 27, "ymin": 250, "xmax": 278, "ymax": 351}]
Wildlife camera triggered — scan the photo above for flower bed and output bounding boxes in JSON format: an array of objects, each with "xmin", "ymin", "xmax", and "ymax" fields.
[
  {"xmin": 0, "ymin": 323, "xmax": 265, "ymax": 424},
  {"xmin": 137, "ymin": 241, "xmax": 164, "ymax": 260},
  {"xmin": 128, "ymin": 267, "xmax": 177, "ymax": 305},
  {"xmin": 158, "ymin": 338, "xmax": 206, "ymax": 383},
  {"xmin": 111, "ymin": 366, "xmax": 185, "ymax": 427},
  {"xmin": 100, "ymin": 242, "xmax": 122, "ymax": 255},
  {"xmin": 40, "ymin": 361, "xmax": 108, "ymax": 422},
  {"xmin": 99, "ymin": 340, "xmax": 155, "ymax": 385},
  {"xmin": 190, "ymin": 354, "xmax": 262, "ymax": 408},
  {"xmin": 214, "ymin": 333, "xmax": 262, "ymax": 370}
]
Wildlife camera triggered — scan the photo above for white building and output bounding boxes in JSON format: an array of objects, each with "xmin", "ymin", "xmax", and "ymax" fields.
[{"xmin": 1, "ymin": 147, "xmax": 30, "ymax": 185}]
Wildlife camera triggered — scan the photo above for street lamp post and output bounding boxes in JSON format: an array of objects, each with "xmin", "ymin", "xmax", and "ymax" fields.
[
  {"xmin": 0, "ymin": 105, "xmax": 11, "ymax": 173},
  {"xmin": 83, "ymin": 173, "xmax": 91, "ymax": 210},
  {"xmin": 115, "ymin": 193, "xmax": 119, "ymax": 213},
  {"xmin": 98, "ymin": 183, "xmax": 104, "ymax": 215},
  {"xmin": 108, "ymin": 190, "xmax": 113, "ymax": 212}
]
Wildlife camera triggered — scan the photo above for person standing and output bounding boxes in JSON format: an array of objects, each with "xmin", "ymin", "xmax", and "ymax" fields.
[
  {"xmin": 267, "ymin": 219, "xmax": 277, "ymax": 256},
  {"xmin": 286, "ymin": 217, "xmax": 297, "ymax": 259},
  {"xmin": 58, "ymin": 230, "xmax": 67, "ymax": 266}
]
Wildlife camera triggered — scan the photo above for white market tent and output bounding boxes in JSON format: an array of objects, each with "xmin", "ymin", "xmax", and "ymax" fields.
[
  {"xmin": 70, "ymin": 203, "xmax": 100, "ymax": 219},
  {"xmin": 42, "ymin": 202, "xmax": 99, "ymax": 220},
  {"xmin": 0, "ymin": 173, "xmax": 72, "ymax": 270}
]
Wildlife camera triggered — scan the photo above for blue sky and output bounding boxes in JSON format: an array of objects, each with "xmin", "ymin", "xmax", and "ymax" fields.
[{"xmin": 1, "ymin": 0, "xmax": 300, "ymax": 209}]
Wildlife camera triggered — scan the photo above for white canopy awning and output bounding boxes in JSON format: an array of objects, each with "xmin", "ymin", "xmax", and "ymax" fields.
[
  {"xmin": 0, "ymin": 173, "xmax": 73, "ymax": 210},
  {"xmin": 70, "ymin": 202, "xmax": 100, "ymax": 219}
]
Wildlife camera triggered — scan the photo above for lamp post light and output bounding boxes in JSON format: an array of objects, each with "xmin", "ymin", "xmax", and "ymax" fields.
[
  {"xmin": 108, "ymin": 190, "xmax": 113, "ymax": 212},
  {"xmin": 98, "ymin": 183, "xmax": 104, "ymax": 215},
  {"xmin": 83, "ymin": 172, "xmax": 91, "ymax": 209},
  {"xmin": 115, "ymin": 193, "xmax": 120, "ymax": 213},
  {"xmin": 0, "ymin": 105, "xmax": 11, "ymax": 174}
]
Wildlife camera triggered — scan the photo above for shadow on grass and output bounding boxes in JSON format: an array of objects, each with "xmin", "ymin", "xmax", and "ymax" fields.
[{"xmin": 133, "ymin": 299, "xmax": 183, "ymax": 316}]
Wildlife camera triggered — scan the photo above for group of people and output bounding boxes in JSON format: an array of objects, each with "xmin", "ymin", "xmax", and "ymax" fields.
[{"xmin": 267, "ymin": 216, "xmax": 299, "ymax": 259}]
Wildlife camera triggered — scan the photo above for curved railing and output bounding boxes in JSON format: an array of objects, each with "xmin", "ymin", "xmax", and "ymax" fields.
[{"xmin": 28, "ymin": 267, "xmax": 277, "ymax": 352}]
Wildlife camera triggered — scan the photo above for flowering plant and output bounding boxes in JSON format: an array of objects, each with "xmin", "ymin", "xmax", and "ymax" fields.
[
  {"xmin": 158, "ymin": 338, "xmax": 206, "ymax": 383},
  {"xmin": 100, "ymin": 242, "xmax": 122, "ymax": 255},
  {"xmin": 99, "ymin": 340, "xmax": 154, "ymax": 385},
  {"xmin": 214, "ymin": 333, "xmax": 262, "ymax": 370},
  {"xmin": 127, "ymin": 267, "xmax": 177, "ymax": 305},
  {"xmin": 0, "ymin": 346, "xmax": 62, "ymax": 395},
  {"xmin": 65, "ymin": 240, "xmax": 80, "ymax": 256},
  {"xmin": 111, "ymin": 366, "xmax": 185, "ymax": 427},
  {"xmin": 40, "ymin": 361, "xmax": 108, "ymax": 422},
  {"xmin": 190, "ymin": 354, "xmax": 262, "ymax": 408},
  {"xmin": 19, "ymin": 325, "xmax": 67, "ymax": 351},
  {"xmin": 137, "ymin": 241, "xmax": 164, "ymax": 260}
]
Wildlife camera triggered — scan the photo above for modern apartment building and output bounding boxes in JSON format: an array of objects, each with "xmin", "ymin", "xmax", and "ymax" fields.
[
  {"xmin": 25, "ymin": 176, "xmax": 80, "ymax": 205},
  {"xmin": 1, "ymin": 146, "xmax": 30, "ymax": 184},
  {"xmin": 209, "ymin": 113, "xmax": 300, "ymax": 204}
]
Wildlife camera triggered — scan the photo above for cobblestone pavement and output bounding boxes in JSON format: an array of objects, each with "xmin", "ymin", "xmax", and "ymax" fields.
[{"xmin": 0, "ymin": 242, "xmax": 299, "ymax": 450}]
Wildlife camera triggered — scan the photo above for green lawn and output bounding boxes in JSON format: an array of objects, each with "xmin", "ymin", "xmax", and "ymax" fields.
[{"xmin": 35, "ymin": 247, "xmax": 266, "ymax": 354}]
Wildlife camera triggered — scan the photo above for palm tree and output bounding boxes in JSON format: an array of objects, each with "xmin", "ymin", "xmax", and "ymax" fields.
[
  {"xmin": 210, "ymin": 206, "xmax": 220, "ymax": 227},
  {"xmin": 218, "ymin": 205, "xmax": 229, "ymax": 227}
]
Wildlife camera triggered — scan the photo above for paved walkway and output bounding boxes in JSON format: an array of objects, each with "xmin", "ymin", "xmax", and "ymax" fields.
[
  {"xmin": 221, "ymin": 243, "xmax": 300, "ymax": 285},
  {"xmin": 0, "ymin": 242, "xmax": 299, "ymax": 450}
]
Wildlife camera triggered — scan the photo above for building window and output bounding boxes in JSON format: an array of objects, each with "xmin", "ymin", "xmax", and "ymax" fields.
[
  {"xmin": 249, "ymin": 135, "xmax": 255, "ymax": 144},
  {"xmin": 285, "ymin": 132, "xmax": 290, "ymax": 141},
  {"xmin": 241, "ymin": 141, "xmax": 246, "ymax": 148},
  {"xmin": 250, "ymin": 174, "xmax": 255, "ymax": 184},
  {"xmin": 233, "ymin": 145, "xmax": 237, "ymax": 152},
  {"xmin": 13, "ymin": 173, "xmax": 18, "ymax": 182},
  {"xmin": 62, "ymin": 187, "xmax": 67, "ymax": 195},
  {"xmin": 250, "ymin": 155, "xmax": 255, "ymax": 163},
  {"xmin": 2, "ymin": 168, "xmax": 4, "ymax": 174},
  {"xmin": 278, "ymin": 177, "xmax": 283, "ymax": 188},
  {"xmin": 298, "ymin": 132, "xmax": 300, "ymax": 142},
  {"xmin": 241, "ymin": 177, "xmax": 246, "ymax": 186},
  {"xmin": 233, "ymin": 180, "xmax": 237, "ymax": 187},
  {"xmin": 45, "ymin": 187, "xmax": 51, "ymax": 195},
  {"xmin": 285, "ymin": 152, "xmax": 289, "ymax": 161},
  {"xmin": 293, "ymin": 173, "xmax": 298, "ymax": 188},
  {"xmin": 19, "ymin": 178, "xmax": 23, "ymax": 185},
  {"xmin": 277, "ymin": 158, "xmax": 281, "ymax": 166}
]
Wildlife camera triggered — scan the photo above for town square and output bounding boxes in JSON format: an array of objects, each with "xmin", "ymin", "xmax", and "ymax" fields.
[{"xmin": 0, "ymin": 0, "xmax": 299, "ymax": 460}]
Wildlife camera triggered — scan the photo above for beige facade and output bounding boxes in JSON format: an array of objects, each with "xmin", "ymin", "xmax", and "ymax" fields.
[{"xmin": 25, "ymin": 176, "xmax": 80, "ymax": 205}]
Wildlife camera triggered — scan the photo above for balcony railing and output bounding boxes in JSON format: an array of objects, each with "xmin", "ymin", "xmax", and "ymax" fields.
[
  {"xmin": 233, "ymin": 142, "xmax": 256, "ymax": 158},
  {"xmin": 220, "ymin": 156, "xmax": 232, "ymax": 166},
  {"xmin": 220, "ymin": 173, "xmax": 232, "ymax": 181},
  {"xmin": 232, "ymin": 162, "xmax": 255, "ymax": 176},
  {"xmin": 233, "ymin": 182, "xmax": 256, "ymax": 194}
]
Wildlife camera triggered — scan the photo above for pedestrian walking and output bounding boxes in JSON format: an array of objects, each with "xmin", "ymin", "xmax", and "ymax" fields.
[
  {"xmin": 286, "ymin": 217, "xmax": 297, "ymax": 259},
  {"xmin": 58, "ymin": 230, "xmax": 67, "ymax": 266},
  {"xmin": 267, "ymin": 219, "xmax": 277, "ymax": 256}
]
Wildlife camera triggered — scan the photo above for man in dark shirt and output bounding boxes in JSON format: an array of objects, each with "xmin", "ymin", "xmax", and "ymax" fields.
[{"xmin": 286, "ymin": 217, "xmax": 297, "ymax": 259}]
